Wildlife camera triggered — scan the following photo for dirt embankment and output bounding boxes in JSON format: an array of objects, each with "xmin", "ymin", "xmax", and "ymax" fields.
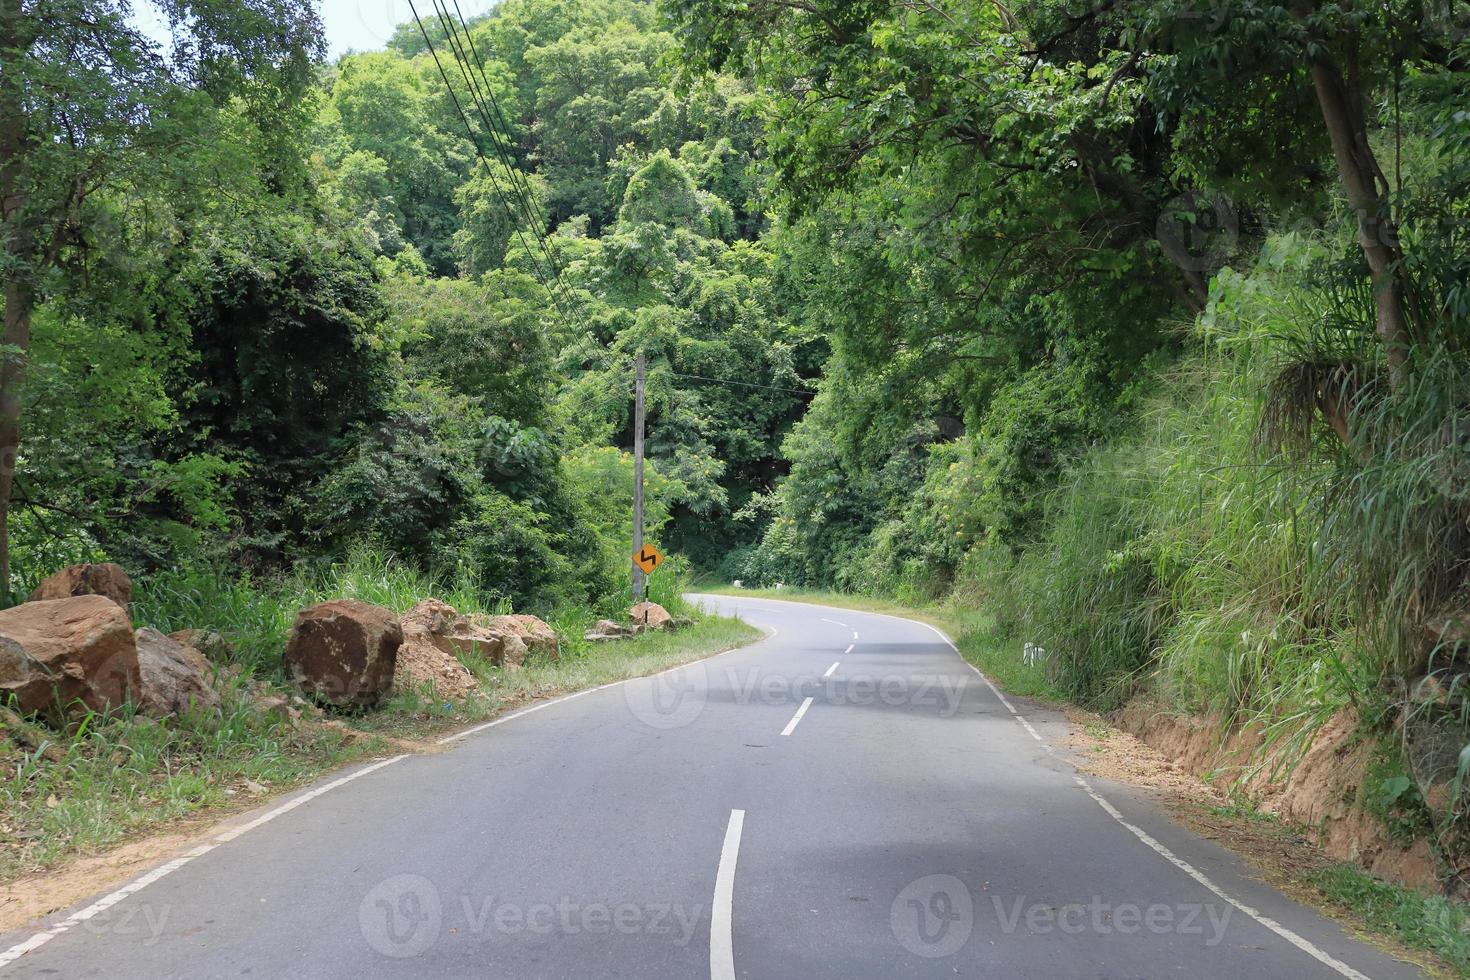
[{"xmin": 1111, "ymin": 701, "xmax": 1439, "ymax": 891}]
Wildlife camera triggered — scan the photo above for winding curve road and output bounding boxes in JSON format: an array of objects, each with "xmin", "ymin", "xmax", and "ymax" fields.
[{"xmin": 0, "ymin": 594, "xmax": 1428, "ymax": 978}]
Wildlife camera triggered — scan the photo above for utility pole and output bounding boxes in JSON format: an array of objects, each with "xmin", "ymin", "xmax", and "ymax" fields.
[{"xmin": 632, "ymin": 353, "xmax": 646, "ymax": 605}]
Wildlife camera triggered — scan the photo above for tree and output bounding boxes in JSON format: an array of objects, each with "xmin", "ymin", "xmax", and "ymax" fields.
[
  {"xmin": 0, "ymin": 0, "xmax": 321, "ymax": 591},
  {"xmin": 319, "ymin": 50, "xmax": 477, "ymax": 273},
  {"xmin": 1130, "ymin": 0, "xmax": 1469, "ymax": 380},
  {"xmin": 454, "ymin": 160, "xmax": 548, "ymax": 277},
  {"xmin": 666, "ymin": 0, "xmax": 1231, "ymax": 310},
  {"xmin": 526, "ymin": 23, "xmax": 671, "ymax": 225}
]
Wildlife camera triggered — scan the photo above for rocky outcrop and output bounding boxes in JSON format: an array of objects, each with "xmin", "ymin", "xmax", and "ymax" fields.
[
  {"xmin": 0, "ymin": 596, "xmax": 139, "ymax": 719},
  {"xmin": 585, "ymin": 618, "xmax": 634, "ymax": 642},
  {"xmin": 134, "ymin": 628, "xmax": 220, "ymax": 717},
  {"xmin": 284, "ymin": 600, "xmax": 402, "ymax": 708},
  {"xmin": 29, "ymin": 563, "xmax": 132, "ymax": 612},
  {"xmin": 629, "ymin": 601, "xmax": 671, "ymax": 629},
  {"xmin": 395, "ymin": 600, "xmax": 479, "ymax": 698},
  {"xmin": 476, "ymin": 613, "xmax": 559, "ymax": 662}
]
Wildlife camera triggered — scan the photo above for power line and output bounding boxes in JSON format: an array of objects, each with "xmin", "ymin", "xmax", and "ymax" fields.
[
  {"xmin": 421, "ymin": 0, "xmax": 568, "ymax": 313},
  {"xmin": 445, "ymin": 0, "xmax": 582, "ymax": 320},
  {"xmin": 668, "ymin": 371, "xmax": 817, "ymax": 397},
  {"xmin": 406, "ymin": 0, "xmax": 580, "ymax": 329},
  {"xmin": 432, "ymin": 0, "xmax": 584, "ymax": 323}
]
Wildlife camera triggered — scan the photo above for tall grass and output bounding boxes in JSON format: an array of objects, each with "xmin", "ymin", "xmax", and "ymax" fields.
[
  {"xmin": 971, "ymin": 232, "xmax": 1470, "ymax": 871},
  {"xmin": 132, "ymin": 544, "xmax": 706, "ymax": 675}
]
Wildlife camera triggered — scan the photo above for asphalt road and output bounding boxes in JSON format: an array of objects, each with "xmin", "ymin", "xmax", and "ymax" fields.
[{"xmin": 0, "ymin": 594, "xmax": 1429, "ymax": 979}]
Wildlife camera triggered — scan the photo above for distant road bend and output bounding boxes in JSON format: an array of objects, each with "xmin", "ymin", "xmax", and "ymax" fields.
[{"xmin": 0, "ymin": 594, "xmax": 1426, "ymax": 978}]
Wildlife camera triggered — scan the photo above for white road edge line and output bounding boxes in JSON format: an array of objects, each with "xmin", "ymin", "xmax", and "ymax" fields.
[
  {"xmin": 780, "ymin": 696, "xmax": 814, "ymax": 737},
  {"xmin": 1072, "ymin": 775, "xmax": 1370, "ymax": 979},
  {"xmin": 823, "ymin": 661, "xmax": 839, "ymax": 678},
  {"xmin": 0, "ymin": 753, "xmax": 408, "ymax": 969},
  {"xmin": 436, "ymin": 687, "xmax": 601, "ymax": 745},
  {"xmin": 702, "ymin": 596, "xmax": 1377, "ymax": 980},
  {"xmin": 900, "ymin": 616, "xmax": 1374, "ymax": 980},
  {"xmin": 710, "ymin": 808, "xmax": 745, "ymax": 980}
]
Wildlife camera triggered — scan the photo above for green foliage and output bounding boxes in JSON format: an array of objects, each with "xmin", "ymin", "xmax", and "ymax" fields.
[
  {"xmin": 454, "ymin": 161, "xmax": 548, "ymax": 277},
  {"xmin": 619, "ymin": 151, "xmax": 702, "ymax": 229},
  {"xmin": 1308, "ymin": 864, "xmax": 1470, "ymax": 972},
  {"xmin": 17, "ymin": 0, "xmax": 1470, "ymax": 884}
]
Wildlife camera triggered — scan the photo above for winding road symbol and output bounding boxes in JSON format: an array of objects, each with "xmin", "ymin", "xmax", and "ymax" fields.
[{"xmin": 633, "ymin": 544, "xmax": 664, "ymax": 574}]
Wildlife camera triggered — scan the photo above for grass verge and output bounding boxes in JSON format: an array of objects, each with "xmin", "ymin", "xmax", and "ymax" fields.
[
  {"xmin": 1308, "ymin": 864, "xmax": 1470, "ymax": 975},
  {"xmin": 0, "ymin": 611, "xmax": 756, "ymax": 886}
]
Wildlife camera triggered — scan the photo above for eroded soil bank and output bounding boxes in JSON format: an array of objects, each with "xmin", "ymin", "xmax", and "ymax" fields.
[{"xmin": 1112, "ymin": 701, "xmax": 1440, "ymax": 891}]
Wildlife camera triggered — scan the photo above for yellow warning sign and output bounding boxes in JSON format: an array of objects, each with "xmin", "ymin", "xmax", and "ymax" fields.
[{"xmin": 632, "ymin": 544, "xmax": 664, "ymax": 575}]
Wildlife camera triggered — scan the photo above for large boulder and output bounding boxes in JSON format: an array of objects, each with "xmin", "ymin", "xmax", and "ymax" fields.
[
  {"xmin": 629, "ymin": 601, "xmax": 672, "ymax": 630},
  {"xmin": 474, "ymin": 613, "xmax": 559, "ymax": 662},
  {"xmin": 283, "ymin": 600, "xmax": 402, "ymax": 708},
  {"xmin": 135, "ymin": 628, "xmax": 220, "ymax": 717},
  {"xmin": 400, "ymin": 599, "xmax": 460, "ymax": 638},
  {"xmin": 394, "ymin": 600, "xmax": 479, "ymax": 698},
  {"xmin": 29, "ymin": 563, "xmax": 132, "ymax": 612},
  {"xmin": 0, "ymin": 596, "xmax": 139, "ymax": 719}
]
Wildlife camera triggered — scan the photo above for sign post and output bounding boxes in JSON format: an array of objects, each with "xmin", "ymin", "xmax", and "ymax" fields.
[{"xmin": 632, "ymin": 353, "xmax": 647, "ymax": 604}]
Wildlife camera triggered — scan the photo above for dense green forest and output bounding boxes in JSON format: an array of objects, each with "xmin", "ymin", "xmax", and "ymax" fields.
[
  {"xmin": 6, "ymin": 0, "xmax": 1470, "ymax": 882},
  {"xmin": 3, "ymin": 0, "xmax": 818, "ymax": 611}
]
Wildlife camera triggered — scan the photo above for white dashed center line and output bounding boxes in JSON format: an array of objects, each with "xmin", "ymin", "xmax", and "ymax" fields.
[
  {"xmin": 780, "ymin": 697, "xmax": 815, "ymax": 736},
  {"xmin": 710, "ymin": 809, "xmax": 745, "ymax": 980}
]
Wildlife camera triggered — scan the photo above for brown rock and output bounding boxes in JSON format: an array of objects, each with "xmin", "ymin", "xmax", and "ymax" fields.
[
  {"xmin": 0, "ymin": 596, "xmax": 139, "ymax": 719},
  {"xmin": 585, "ymin": 618, "xmax": 634, "ymax": 642},
  {"xmin": 403, "ymin": 600, "xmax": 502, "ymax": 662},
  {"xmin": 283, "ymin": 600, "xmax": 401, "ymax": 708},
  {"xmin": 0, "ymin": 705, "xmax": 65, "ymax": 762},
  {"xmin": 395, "ymin": 631, "xmax": 480, "ymax": 698},
  {"xmin": 168, "ymin": 629, "xmax": 233, "ymax": 665},
  {"xmin": 395, "ymin": 601, "xmax": 480, "ymax": 698},
  {"xmin": 253, "ymin": 693, "xmax": 301, "ymax": 726},
  {"xmin": 499, "ymin": 632, "xmax": 529, "ymax": 667},
  {"xmin": 472, "ymin": 613, "xmax": 558, "ymax": 662},
  {"xmin": 29, "ymin": 563, "xmax": 132, "ymax": 612},
  {"xmin": 399, "ymin": 599, "xmax": 460, "ymax": 637},
  {"xmin": 134, "ymin": 628, "xmax": 220, "ymax": 717},
  {"xmin": 629, "ymin": 601, "xmax": 672, "ymax": 630}
]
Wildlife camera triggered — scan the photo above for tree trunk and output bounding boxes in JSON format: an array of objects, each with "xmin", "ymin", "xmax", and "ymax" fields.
[
  {"xmin": 0, "ymin": 0, "xmax": 31, "ymax": 599},
  {"xmin": 1308, "ymin": 55, "xmax": 1410, "ymax": 382},
  {"xmin": 0, "ymin": 279, "xmax": 30, "ymax": 600}
]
